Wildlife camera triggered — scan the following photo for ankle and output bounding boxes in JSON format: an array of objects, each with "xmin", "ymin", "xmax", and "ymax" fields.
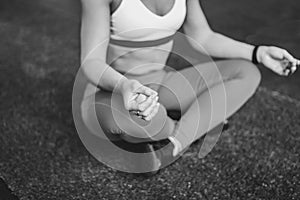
[{"xmin": 168, "ymin": 136, "xmax": 182, "ymax": 156}]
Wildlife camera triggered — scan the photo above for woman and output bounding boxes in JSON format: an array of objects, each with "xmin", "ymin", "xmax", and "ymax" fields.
[{"xmin": 78, "ymin": 0, "xmax": 299, "ymax": 172}]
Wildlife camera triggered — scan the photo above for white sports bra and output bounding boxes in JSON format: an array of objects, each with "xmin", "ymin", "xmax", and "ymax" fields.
[{"xmin": 110, "ymin": 0, "xmax": 187, "ymax": 47}]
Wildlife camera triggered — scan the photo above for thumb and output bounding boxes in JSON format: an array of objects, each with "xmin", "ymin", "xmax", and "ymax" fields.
[
  {"xmin": 123, "ymin": 93, "xmax": 140, "ymax": 111},
  {"xmin": 122, "ymin": 93, "xmax": 131, "ymax": 110},
  {"xmin": 270, "ymin": 50, "xmax": 284, "ymax": 60}
]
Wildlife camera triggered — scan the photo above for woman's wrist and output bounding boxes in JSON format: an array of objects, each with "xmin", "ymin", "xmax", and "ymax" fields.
[
  {"xmin": 115, "ymin": 76, "xmax": 129, "ymax": 94},
  {"xmin": 252, "ymin": 45, "xmax": 260, "ymax": 64},
  {"xmin": 252, "ymin": 45, "xmax": 266, "ymax": 64}
]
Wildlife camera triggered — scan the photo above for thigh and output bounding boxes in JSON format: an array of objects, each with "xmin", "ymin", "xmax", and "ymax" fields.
[{"xmin": 158, "ymin": 59, "xmax": 246, "ymax": 113}]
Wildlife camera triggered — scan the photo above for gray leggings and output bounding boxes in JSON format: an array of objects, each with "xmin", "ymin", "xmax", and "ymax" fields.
[{"xmin": 81, "ymin": 59, "xmax": 261, "ymax": 149}]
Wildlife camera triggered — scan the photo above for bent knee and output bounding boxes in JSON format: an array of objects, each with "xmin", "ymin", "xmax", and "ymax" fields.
[
  {"xmin": 124, "ymin": 104, "xmax": 169, "ymax": 138},
  {"xmin": 236, "ymin": 60, "xmax": 261, "ymax": 89},
  {"xmin": 96, "ymin": 102, "xmax": 170, "ymax": 142}
]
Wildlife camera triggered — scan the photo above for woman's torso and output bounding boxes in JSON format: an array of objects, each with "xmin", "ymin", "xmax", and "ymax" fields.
[{"xmin": 107, "ymin": 0, "xmax": 186, "ymax": 75}]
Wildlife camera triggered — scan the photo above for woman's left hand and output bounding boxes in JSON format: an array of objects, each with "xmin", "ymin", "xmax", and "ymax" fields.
[{"xmin": 257, "ymin": 46, "xmax": 300, "ymax": 76}]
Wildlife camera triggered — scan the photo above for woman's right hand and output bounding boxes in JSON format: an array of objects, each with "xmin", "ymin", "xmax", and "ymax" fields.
[{"xmin": 118, "ymin": 79, "xmax": 160, "ymax": 121}]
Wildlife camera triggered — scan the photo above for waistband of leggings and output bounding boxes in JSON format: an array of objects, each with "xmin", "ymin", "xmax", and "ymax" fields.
[{"xmin": 109, "ymin": 34, "xmax": 175, "ymax": 48}]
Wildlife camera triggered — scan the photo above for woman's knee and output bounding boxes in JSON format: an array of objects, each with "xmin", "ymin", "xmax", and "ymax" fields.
[
  {"xmin": 95, "ymin": 97, "xmax": 171, "ymax": 142},
  {"xmin": 122, "ymin": 103, "xmax": 171, "ymax": 141},
  {"xmin": 235, "ymin": 59, "xmax": 262, "ymax": 90}
]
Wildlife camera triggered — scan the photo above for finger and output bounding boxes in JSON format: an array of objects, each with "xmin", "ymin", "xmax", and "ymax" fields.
[
  {"xmin": 282, "ymin": 61, "xmax": 293, "ymax": 76},
  {"xmin": 135, "ymin": 93, "xmax": 147, "ymax": 104},
  {"xmin": 271, "ymin": 58, "xmax": 290, "ymax": 76},
  {"xmin": 136, "ymin": 85, "xmax": 158, "ymax": 97},
  {"xmin": 138, "ymin": 95, "xmax": 157, "ymax": 112},
  {"xmin": 288, "ymin": 62, "xmax": 297, "ymax": 74},
  {"xmin": 144, "ymin": 103, "xmax": 160, "ymax": 121},
  {"xmin": 127, "ymin": 100, "xmax": 139, "ymax": 111},
  {"xmin": 128, "ymin": 94, "xmax": 147, "ymax": 111},
  {"xmin": 293, "ymin": 59, "xmax": 300, "ymax": 70},
  {"xmin": 283, "ymin": 68, "xmax": 291, "ymax": 76},
  {"xmin": 130, "ymin": 110, "xmax": 140, "ymax": 116},
  {"xmin": 282, "ymin": 60, "xmax": 297, "ymax": 75},
  {"xmin": 291, "ymin": 65, "xmax": 297, "ymax": 73},
  {"xmin": 140, "ymin": 97, "xmax": 158, "ymax": 118},
  {"xmin": 150, "ymin": 103, "xmax": 160, "ymax": 119},
  {"xmin": 282, "ymin": 50, "xmax": 297, "ymax": 63},
  {"xmin": 274, "ymin": 64, "xmax": 286, "ymax": 76}
]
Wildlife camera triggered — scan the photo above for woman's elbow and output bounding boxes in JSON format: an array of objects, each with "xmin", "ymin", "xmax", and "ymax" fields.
[{"xmin": 185, "ymin": 29, "xmax": 214, "ymax": 51}]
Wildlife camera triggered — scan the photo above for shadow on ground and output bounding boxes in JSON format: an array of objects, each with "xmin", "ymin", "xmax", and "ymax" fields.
[{"xmin": 0, "ymin": 0, "xmax": 299, "ymax": 199}]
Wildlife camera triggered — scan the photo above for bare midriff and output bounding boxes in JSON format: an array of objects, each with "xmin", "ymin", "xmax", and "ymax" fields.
[{"xmin": 106, "ymin": 40, "xmax": 174, "ymax": 75}]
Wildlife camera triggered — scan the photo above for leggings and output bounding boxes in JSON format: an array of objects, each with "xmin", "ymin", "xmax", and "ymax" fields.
[{"xmin": 81, "ymin": 59, "xmax": 261, "ymax": 150}]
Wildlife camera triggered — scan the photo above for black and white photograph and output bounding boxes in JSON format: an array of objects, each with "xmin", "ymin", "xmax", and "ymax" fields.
[{"xmin": 1, "ymin": 0, "xmax": 300, "ymax": 199}]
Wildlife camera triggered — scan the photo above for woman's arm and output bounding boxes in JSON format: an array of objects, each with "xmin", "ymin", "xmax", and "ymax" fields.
[
  {"xmin": 80, "ymin": 0, "xmax": 128, "ymax": 93},
  {"xmin": 182, "ymin": 0, "xmax": 299, "ymax": 75},
  {"xmin": 182, "ymin": 0, "xmax": 254, "ymax": 60},
  {"xmin": 80, "ymin": 0, "xmax": 159, "ymax": 120}
]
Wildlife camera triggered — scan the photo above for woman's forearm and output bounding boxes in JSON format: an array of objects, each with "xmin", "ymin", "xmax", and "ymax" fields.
[
  {"xmin": 82, "ymin": 59, "xmax": 128, "ymax": 93},
  {"xmin": 192, "ymin": 32, "xmax": 255, "ymax": 61}
]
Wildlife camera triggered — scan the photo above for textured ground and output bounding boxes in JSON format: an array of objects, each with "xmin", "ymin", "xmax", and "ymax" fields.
[{"xmin": 0, "ymin": 0, "xmax": 300, "ymax": 199}]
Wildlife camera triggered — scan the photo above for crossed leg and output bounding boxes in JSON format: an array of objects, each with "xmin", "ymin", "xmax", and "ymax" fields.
[
  {"xmin": 82, "ymin": 59, "xmax": 261, "ymax": 149},
  {"xmin": 157, "ymin": 59, "xmax": 261, "ymax": 149}
]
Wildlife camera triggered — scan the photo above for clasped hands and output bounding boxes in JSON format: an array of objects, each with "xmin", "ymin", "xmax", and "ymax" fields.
[{"xmin": 119, "ymin": 79, "xmax": 160, "ymax": 121}]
